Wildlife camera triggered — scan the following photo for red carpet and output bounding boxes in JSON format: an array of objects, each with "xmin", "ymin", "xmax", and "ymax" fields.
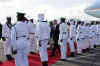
[
  {"xmin": 0, "ymin": 43, "xmax": 75, "ymax": 66},
  {"xmin": 0, "ymin": 49, "xmax": 60, "ymax": 66}
]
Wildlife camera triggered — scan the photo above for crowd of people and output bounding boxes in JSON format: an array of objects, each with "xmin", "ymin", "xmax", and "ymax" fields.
[{"xmin": 0, "ymin": 12, "xmax": 100, "ymax": 66}]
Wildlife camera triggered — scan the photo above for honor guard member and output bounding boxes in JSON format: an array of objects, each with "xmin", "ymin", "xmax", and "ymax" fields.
[
  {"xmin": 59, "ymin": 17, "xmax": 68, "ymax": 61},
  {"xmin": 95, "ymin": 22, "xmax": 99, "ymax": 47},
  {"xmin": 89, "ymin": 22, "xmax": 96, "ymax": 52},
  {"xmin": 77, "ymin": 21, "xmax": 83, "ymax": 55},
  {"xmin": 27, "ymin": 19, "xmax": 36, "ymax": 54},
  {"xmin": 93, "ymin": 22, "xmax": 98, "ymax": 48},
  {"xmin": 2, "ymin": 17, "xmax": 13, "ymax": 61},
  {"xmin": 11, "ymin": 12, "xmax": 29, "ymax": 66},
  {"xmin": 79, "ymin": 22, "xmax": 87, "ymax": 53},
  {"xmin": 83, "ymin": 23, "xmax": 90, "ymax": 52},
  {"xmin": 36, "ymin": 13, "xmax": 50, "ymax": 66},
  {"xmin": 69, "ymin": 19, "xmax": 76, "ymax": 57},
  {"xmin": 96, "ymin": 22, "xmax": 100, "ymax": 45}
]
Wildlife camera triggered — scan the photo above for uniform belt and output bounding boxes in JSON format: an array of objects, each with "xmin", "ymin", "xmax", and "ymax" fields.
[
  {"xmin": 29, "ymin": 32, "xmax": 35, "ymax": 34},
  {"xmin": 63, "ymin": 32, "xmax": 66, "ymax": 34},
  {"xmin": 4, "ymin": 37, "xmax": 9, "ymax": 38},
  {"xmin": 16, "ymin": 36, "xmax": 26, "ymax": 39}
]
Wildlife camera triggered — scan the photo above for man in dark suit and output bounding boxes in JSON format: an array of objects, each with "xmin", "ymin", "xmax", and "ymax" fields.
[
  {"xmin": 50, "ymin": 19, "xmax": 60, "ymax": 56},
  {"xmin": 0, "ymin": 22, "xmax": 2, "ymax": 40},
  {"xmin": 0, "ymin": 22, "xmax": 2, "ymax": 64}
]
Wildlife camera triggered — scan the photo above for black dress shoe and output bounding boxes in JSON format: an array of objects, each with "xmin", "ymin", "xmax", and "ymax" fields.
[
  {"xmin": 30, "ymin": 52, "xmax": 36, "ymax": 54},
  {"xmin": 77, "ymin": 53, "xmax": 82, "ymax": 55},
  {"xmin": 49, "ymin": 54, "xmax": 55, "ymax": 57},
  {"xmin": 0, "ymin": 61, "xmax": 2, "ymax": 64},
  {"xmin": 6, "ymin": 55, "xmax": 13, "ymax": 61},
  {"xmin": 86, "ymin": 48, "xmax": 90, "ymax": 52},
  {"xmin": 82, "ymin": 49, "xmax": 86, "ymax": 53},
  {"xmin": 94, "ymin": 45, "xmax": 96, "ymax": 48},
  {"xmin": 59, "ymin": 59, "xmax": 67, "ymax": 61},
  {"xmin": 70, "ymin": 52, "xmax": 75, "ymax": 57},
  {"xmin": 42, "ymin": 61, "xmax": 48, "ymax": 66}
]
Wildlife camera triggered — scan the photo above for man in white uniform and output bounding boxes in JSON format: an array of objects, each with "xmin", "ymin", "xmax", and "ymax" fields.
[
  {"xmin": 94, "ymin": 22, "xmax": 98, "ymax": 48},
  {"xmin": 2, "ymin": 17, "xmax": 13, "ymax": 61},
  {"xmin": 83, "ymin": 23, "xmax": 90, "ymax": 52},
  {"xmin": 36, "ymin": 13, "xmax": 50, "ymax": 66},
  {"xmin": 69, "ymin": 19, "xmax": 76, "ymax": 57},
  {"xmin": 27, "ymin": 19, "xmax": 36, "ymax": 54},
  {"xmin": 59, "ymin": 18, "xmax": 68, "ymax": 61},
  {"xmin": 89, "ymin": 22, "xmax": 96, "ymax": 53},
  {"xmin": 77, "ymin": 21, "xmax": 84, "ymax": 55},
  {"xmin": 96, "ymin": 22, "xmax": 100, "ymax": 45},
  {"xmin": 11, "ymin": 12, "xmax": 29, "ymax": 66}
]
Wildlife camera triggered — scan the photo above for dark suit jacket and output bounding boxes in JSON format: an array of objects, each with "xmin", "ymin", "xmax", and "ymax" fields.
[
  {"xmin": 51, "ymin": 24, "xmax": 59, "ymax": 41},
  {"xmin": 0, "ymin": 24, "xmax": 2, "ymax": 39}
]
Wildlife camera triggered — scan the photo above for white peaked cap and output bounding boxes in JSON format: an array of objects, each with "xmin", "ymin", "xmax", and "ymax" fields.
[
  {"xmin": 38, "ymin": 13, "xmax": 45, "ymax": 22},
  {"xmin": 70, "ymin": 21, "xmax": 74, "ymax": 25}
]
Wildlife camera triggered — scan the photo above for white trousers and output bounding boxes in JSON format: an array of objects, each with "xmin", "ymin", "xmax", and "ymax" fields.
[
  {"xmin": 77, "ymin": 39, "xmax": 82, "ymax": 54},
  {"xmin": 90, "ymin": 38, "xmax": 95, "ymax": 48},
  {"xmin": 96, "ymin": 35, "xmax": 100, "ymax": 45},
  {"xmin": 14, "ymin": 38, "xmax": 29, "ymax": 66},
  {"xmin": 60, "ymin": 39, "xmax": 67, "ymax": 59},
  {"xmin": 28, "ymin": 34, "xmax": 35, "ymax": 52},
  {"xmin": 39, "ymin": 39, "xmax": 48, "ymax": 62},
  {"xmin": 69, "ymin": 37, "xmax": 75, "ymax": 52},
  {"xmin": 3, "ymin": 37, "xmax": 12, "ymax": 55},
  {"xmin": 82, "ymin": 38, "xmax": 89, "ymax": 49}
]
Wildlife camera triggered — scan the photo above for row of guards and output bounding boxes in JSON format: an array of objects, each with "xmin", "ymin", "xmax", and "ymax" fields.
[{"xmin": 0, "ymin": 12, "xmax": 99, "ymax": 66}]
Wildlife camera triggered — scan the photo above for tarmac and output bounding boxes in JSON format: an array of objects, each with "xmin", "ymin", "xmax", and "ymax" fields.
[{"xmin": 51, "ymin": 46, "xmax": 100, "ymax": 66}]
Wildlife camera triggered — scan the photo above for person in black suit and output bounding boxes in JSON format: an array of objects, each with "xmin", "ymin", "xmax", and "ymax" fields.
[
  {"xmin": 50, "ymin": 19, "xmax": 60, "ymax": 56},
  {"xmin": 0, "ymin": 22, "xmax": 2, "ymax": 40},
  {"xmin": 0, "ymin": 22, "xmax": 2, "ymax": 64}
]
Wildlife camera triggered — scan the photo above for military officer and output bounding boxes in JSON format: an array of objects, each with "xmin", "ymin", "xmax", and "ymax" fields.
[
  {"xmin": 11, "ymin": 12, "xmax": 29, "ymax": 66},
  {"xmin": 94, "ymin": 22, "xmax": 98, "ymax": 48},
  {"xmin": 59, "ymin": 17, "xmax": 68, "ymax": 61},
  {"xmin": 2, "ymin": 17, "xmax": 13, "ymax": 61},
  {"xmin": 96, "ymin": 22, "xmax": 100, "ymax": 45},
  {"xmin": 89, "ymin": 22, "xmax": 96, "ymax": 52},
  {"xmin": 69, "ymin": 19, "xmax": 76, "ymax": 57},
  {"xmin": 83, "ymin": 23, "xmax": 90, "ymax": 52},
  {"xmin": 95, "ymin": 22, "xmax": 99, "ymax": 47},
  {"xmin": 27, "ymin": 19, "xmax": 36, "ymax": 54},
  {"xmin": 36, "ymin": 13, "xmax": 50, "ymax": 66},
  {"xmin": 77, "ymin": 21, "xmax": 84, "ymax": 55}
]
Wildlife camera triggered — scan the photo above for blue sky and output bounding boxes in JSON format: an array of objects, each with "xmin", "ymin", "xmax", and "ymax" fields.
[{"xmin": 0, "ymin": 0, "xmax": 98, "ymax": 23}]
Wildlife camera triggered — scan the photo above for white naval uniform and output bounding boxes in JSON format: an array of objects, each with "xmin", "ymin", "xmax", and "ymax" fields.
[
  {"xmin": 94, "ymin": 25, "xmax": 98, "ymax": 45},
  {"xmin": 2, "ymin": 23, "xmax": 12, "ymax": 55},
  {"xmin": 96, "ymin": 25, "xmax": 100, "ymax": 45},
  {"xmin": 77, "ymin": 25, "xmax": 84, "ymax": 54},
  {"xmin": 11, "ymin": 22, "xmax": 29, "ymax": 66},
  {"xmin": 27, "ymin": 22, "xmax": 36, "ymax": 52},
  {"xmin": 36, "ymin": 21, "xmax": 50, "ymax": 62},
  {"xmin": 89, "ymin": 25, "xmax": 96, "ymax": 48},
  {"xmin": 83, "ymin": 26, "xmax": 90, "ymax": 49},
  {"xmin": 59, "ymin": 23, "xmax": 68, "ymax": 59},
  {"xmin": 69, "ymin": 24, "xmax": 76, "ymax": 52}
]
